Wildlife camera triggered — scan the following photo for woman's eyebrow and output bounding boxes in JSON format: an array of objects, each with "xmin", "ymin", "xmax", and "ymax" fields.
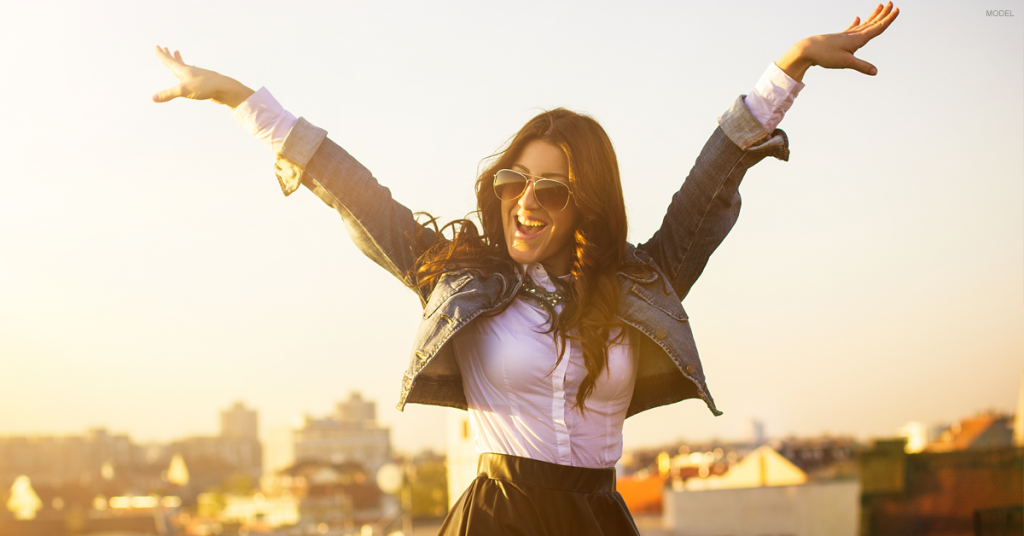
[{"xmin": 511, "ymin": 163, "xmax": 569, "ymax": 180}]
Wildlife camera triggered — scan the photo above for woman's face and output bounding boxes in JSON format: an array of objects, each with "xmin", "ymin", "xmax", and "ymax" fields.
[{"xmin": 501, "ymin": 139, "xmax": 579, "ymax": 277}]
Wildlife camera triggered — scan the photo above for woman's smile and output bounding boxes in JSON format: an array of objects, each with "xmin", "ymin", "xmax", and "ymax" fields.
[{"xmin": 515, "ymin": 214, "xmax": 548, "ymax": 237}]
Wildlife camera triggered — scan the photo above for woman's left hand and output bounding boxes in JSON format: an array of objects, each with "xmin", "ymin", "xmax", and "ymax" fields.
[{"xmin": 777, "ymin": 2, "xmax": 900, "ymax": 82}]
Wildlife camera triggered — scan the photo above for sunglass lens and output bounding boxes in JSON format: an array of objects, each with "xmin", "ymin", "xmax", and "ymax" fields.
[
  {"xmin": 493, "ymin": 170, "xmax": 527, "ymax": 200},
  {"xmin": 534, "ymin": 181, "xmax": 570, "ymax": 211}
]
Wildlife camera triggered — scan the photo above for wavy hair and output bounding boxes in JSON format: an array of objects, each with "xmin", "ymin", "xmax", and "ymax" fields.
[{"xmin": 409, "ymin": 108, "xmax": 629, "ymax": 412}]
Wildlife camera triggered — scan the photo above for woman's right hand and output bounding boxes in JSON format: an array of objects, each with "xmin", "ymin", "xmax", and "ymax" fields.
[
  {"xmin": 776, "ymin": 2, "xmax": 900, "ymax": 82},
  {"xmin": 152, "ymin": 46, "xmax": 254, "ymax": 108}
]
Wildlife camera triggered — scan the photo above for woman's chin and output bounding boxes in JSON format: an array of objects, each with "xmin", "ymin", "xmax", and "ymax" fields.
[
  {"xmin": 507, "ymin": 244, "xmax": 570, "ymax": 276},
  {"xmin": 508, "ymin": 248, "xmax": 541, "ymax": 266},
  {"xmin": 506, "ymin": 233, "xmax": 541, "ymax": 265}
]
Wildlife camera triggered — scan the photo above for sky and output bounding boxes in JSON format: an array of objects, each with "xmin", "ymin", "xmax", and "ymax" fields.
[{"xmin": 1, "ymin": 1, "xmax": 1021, "ymax": 455}]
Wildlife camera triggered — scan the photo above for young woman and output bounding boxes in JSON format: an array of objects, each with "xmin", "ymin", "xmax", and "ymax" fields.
[{"xmin": 153, "ymin": 4, "xmax": 898, "ymax": 534}]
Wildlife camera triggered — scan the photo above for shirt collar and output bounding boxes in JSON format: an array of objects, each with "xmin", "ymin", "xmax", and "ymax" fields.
[{"xmin": 518, "ymin": 263, "xmax": 571, "ymax": 293}]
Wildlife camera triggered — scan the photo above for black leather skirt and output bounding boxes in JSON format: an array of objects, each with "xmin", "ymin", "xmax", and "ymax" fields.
[{"xmin": 438, "ymin": 453, "xmax": 641, "ymax": 536}]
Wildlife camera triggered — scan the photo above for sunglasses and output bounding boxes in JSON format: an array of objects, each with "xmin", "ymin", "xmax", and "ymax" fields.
[{"xmin": 492, "ymin": 169, "xmax": 573, "ymax": 212}]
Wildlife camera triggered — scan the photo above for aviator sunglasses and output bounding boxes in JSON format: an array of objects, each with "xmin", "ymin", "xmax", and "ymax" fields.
[{"xmin": 492, "ymin": 169, "xmax": 573, "ymax": 212}]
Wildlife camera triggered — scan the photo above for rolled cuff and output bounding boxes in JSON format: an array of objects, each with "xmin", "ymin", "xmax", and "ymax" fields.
[
  {"xmin": 717, "ymin": 95, "xmax": 790, "ymax": 161},
  {"xmin": 716, "ymin": 95, "xmax": 786, "ymax": 157},
  {"xmin": 718, "ymin": 95, "xmax": 771, "ymax": 149},
  {"xmin": 275, "ymin": 117, "xmax": 328, "ymax": 196}
]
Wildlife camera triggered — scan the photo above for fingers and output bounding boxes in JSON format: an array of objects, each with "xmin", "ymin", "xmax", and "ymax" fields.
[
  {"xmin": 863, "ymin": 3, "xmax": 887, "ymax": 25},
  {"xmin": 154, "ymin": 45, "xmax": 186, "ymax": 76},
  {"xmin": 847, "ymin": 55, "xmax": 878, "ymax": 76},
  {"xmin": 861, "ymin": 5, "xmax": 900, "ymax": 39},
  {"xmin": 878, "ymin": 6, "xmax": 899, "ymax": 31},
  {"xmin": 844, "ymin": 4, "xmax": 893, "ymax": 35},
  {"xmin": 864, "ymin": 2, "xmax": 896, "ymax": 29},
  {"xmin": 155, "ymin": 46, "xmax": 185, "ymax": 66},
  {"xmin": 152, "ymin": 83, "xmax": 183, "ymax": 103}
]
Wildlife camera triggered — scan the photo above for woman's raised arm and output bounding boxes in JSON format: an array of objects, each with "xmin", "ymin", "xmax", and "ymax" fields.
[
  {"xmin": 150, "ymin": 47, "xmax": 437, "ymax": 298},
  {"xmin": 641, "ymin": 3, "xmax": 900, "ymax": 299},
  {"xmin": 151, "ymin": 46, "xmax": 254, "ymax": 108}
]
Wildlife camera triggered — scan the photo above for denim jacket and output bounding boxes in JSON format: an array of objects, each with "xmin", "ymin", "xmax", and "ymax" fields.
[{"xmin": 272, "ymin": 96, "xmax": 790, "ymax": 418}]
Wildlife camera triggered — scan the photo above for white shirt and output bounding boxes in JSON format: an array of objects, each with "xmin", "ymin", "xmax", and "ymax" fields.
[
  {"xmin": 453, "ymin": 263, "xmax": 638, "ymax": 468},
  {"xmin": 231, "ymin": 64, "xmax": 803, "ymax": 468}
]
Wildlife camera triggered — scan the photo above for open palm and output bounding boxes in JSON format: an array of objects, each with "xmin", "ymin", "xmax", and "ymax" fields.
[
  {"xmin": 808, "ymin": 2, "xmax": 900, "ymax": 74},
  {"xmin": 152, "ymin": 46, "xmax": 252, "ymax": 107}
]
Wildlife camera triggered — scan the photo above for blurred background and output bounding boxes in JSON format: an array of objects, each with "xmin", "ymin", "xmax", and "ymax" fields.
[{"xmin": 1, "ymin": 1, "xmax": 1021, "ymax": 534}]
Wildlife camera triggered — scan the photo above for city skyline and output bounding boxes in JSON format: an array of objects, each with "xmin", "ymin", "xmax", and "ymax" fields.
[
  {"xmin": 4, "ymin": 391, "xmax": 1018, "ymax": 534},
  {"xmin": 1, "ymin": 0, "xmax": 1021, "ymax": 454},
  {"xmin": 2, "ymin": 389, "xmax": 1018, "ymax": 455}
]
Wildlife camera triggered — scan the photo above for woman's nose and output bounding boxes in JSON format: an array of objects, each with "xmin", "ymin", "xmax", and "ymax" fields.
[{"xmin": 518, "ymin": 180, "xmax": 542, "ymax": 209}]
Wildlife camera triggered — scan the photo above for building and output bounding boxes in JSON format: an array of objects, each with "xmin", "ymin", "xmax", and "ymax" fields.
[
  {"xmin": 337, "ymin": 392, "xmax": 375, "ymax": 424},
  {"xmin": 263, "ymin": 425, "xmax": 297, "ymax": 482},
  {"xmin": 0, "ymin": 428, "xmax": 147, "ymax": 488},
  {"xmin": 740, "ymin": 418, "xmax": 765, "ymax": 445},
  {"xmin": 1015, "ymin": 375, "xmax": 1024, "ymax": 447},
  {"xmin": 663, "ymin": 445, "xmax": 860, "ymax": 536},
  {"xmin": 169, "ymin": 402, "xmax": 263, "ymax": 488},
  {"xmin": 682, "ymin": 445, "xmax": 807, "ymax": 491},
  {"xmin": 169, "ymin": 434, "xmax": 262, "ymax": 487},
  {"xmin": 197, "ymin": 491, "xmax": 300, "ymax": 531},
  {"xmin": 774, "ymin": 435, "xmax": 863, "ymax": 478},
  {"xmin": 291, "ymin": 393, "xmax": 392, "ymax": 477},
  {"xmin": 857, "ymin": 391, "xmax": 1024, "ymax": 534},
  {"xmin": 268, "ymin": 460, "xmax": 385, "ymax": 531},
  {"xmin": 446, "ymin": 412, "xmax": 478, "ymax": 510},
  {"xmin": 926, "ymin": 412, "xmax": 1016, "ymax": 453},
  {"xmin": 221, "ymin": 401, "xmax": 258, "ymax": 440},
  {"xmin": 860, "ymin": 438, "xmax": 1023, "ymax": 535},
  {"xmin": 897, "ymin": 421, "xmax": 944, "ymax": 453}
]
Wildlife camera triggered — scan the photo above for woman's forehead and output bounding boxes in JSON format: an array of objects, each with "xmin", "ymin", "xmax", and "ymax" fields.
[{"xmin": 512, "ymin": 140, "xmax": 569, "ymax": 182}]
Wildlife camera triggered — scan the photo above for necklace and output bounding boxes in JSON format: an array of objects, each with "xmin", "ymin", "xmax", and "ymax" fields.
[{"xmin": 518, "ymin": 278, "xmax": 568, "ymax": 309}]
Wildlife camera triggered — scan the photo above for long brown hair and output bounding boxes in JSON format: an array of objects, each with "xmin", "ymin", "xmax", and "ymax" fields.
[{"xmin": 410, "ymin": 108, "xmax": 629, "ymax": 412}]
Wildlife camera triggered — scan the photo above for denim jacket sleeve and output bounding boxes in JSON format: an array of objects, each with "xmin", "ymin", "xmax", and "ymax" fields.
[
  {"xmin": 273, "ymin": 117, "xmax": 435, "ymax": 302},
  {"xmin": 637, "ymin": 95, "xmax": 791, "ymax": 301}
]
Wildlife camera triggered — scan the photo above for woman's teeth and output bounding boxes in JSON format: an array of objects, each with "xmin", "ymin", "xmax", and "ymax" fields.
[{"xmin": 517, "ymin": 216, "xmax": 546, "ymax": 235}]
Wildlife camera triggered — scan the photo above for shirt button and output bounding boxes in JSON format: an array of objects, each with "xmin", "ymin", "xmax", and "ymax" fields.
[
  {"xmin": 655, "ymin": 328, "xmax": 667, "ymax": 340},
  {"xmin": 685, "ymin": 364, "xmax": 696, "ymax": 374}
]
